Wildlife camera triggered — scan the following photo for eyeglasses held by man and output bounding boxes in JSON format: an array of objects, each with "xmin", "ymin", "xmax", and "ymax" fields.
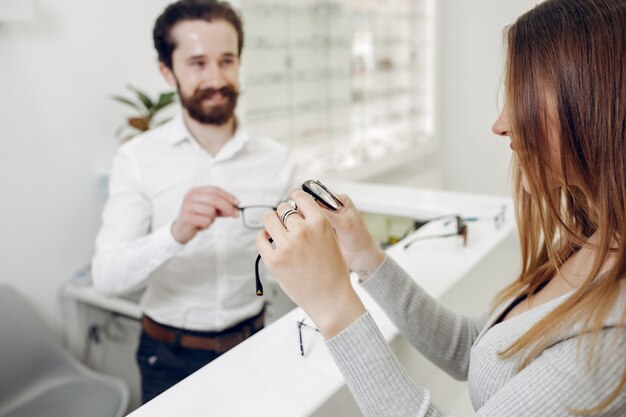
[{"xmin": 235, "ymin": 205, "xmax": 277, "ymax": 229}]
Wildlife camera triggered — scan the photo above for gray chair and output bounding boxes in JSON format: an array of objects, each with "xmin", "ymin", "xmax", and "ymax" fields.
[{"xmin": 0, "ymin": 285, "xmax": 129, "ymax": 417}]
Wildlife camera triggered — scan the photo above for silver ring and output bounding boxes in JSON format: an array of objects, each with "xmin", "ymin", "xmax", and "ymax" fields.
[
  {"xmin": 279, "ymin": 208, "xmax": 301, "ymax": 227},
  {"xmin": 286, "ymin": 199, "xmax": 297, "ymax": 210}
]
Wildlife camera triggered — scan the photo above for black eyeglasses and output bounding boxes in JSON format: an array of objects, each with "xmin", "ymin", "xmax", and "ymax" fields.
[
  {"xmin": 237, "ymin": 205, "xmax": 277, "ymax": 296},
  {"xmin": 235, "ymin": 205, "xmax": 277, "ymax": 229},
  {"xmin": 403, "ymin": 215, "xmax": 468, "ymax": 249},
  {"xmin": 240, "ymin": 205, "xmax": 278, "ymax": 296},
  {"xmin": 301, "ymin": 179, "xmax": 344, "ymax": 211},
  {"xmin": 297, "ymin": 317, "xmax": 320, "ymax": 357}
]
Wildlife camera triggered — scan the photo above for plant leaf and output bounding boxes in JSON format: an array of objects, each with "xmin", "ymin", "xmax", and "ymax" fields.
[
  {"xmin": 153, "ymin": 91, "xmax": 177, "ymax": 113},
  {"xmin": 111, "ymin": 95, "xmax": 142, "ymax": 111},
  {"xmin": 160, "ymin": 91, "xmax": 177, "ymax": 105},
  {"xmin": 128, "ymin": 116, "xmax": 151, "ymax": 131},
  {"xmin": 127, "ymin": 85, "xmax": 154, "ymax": 111}
]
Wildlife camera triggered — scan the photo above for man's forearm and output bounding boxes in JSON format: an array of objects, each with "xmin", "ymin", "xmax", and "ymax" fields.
[{"xmin": 92, "ymin": 223, "xmax": 184, "ymax": 296}]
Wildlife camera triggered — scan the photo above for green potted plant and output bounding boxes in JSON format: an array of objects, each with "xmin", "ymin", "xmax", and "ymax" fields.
[{"xmin": 112, "ymin": 85, "xmax": 177, "ymax": 141}]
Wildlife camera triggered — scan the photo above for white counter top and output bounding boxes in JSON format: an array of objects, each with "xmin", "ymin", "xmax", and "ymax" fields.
[{"xmin": 126, "ymin": 181, "xmax": 516, "ymax": 417}]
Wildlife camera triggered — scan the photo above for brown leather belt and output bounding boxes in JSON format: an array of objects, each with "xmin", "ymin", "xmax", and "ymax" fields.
[{"xmin": 141, "ymin": 310, "xmax": 264, "ymax": 353}]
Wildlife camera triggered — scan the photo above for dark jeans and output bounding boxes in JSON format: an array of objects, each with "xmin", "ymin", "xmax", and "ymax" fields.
[{"xmin": 136, "ymin": 321, "xmax": 263, "ymax": 404}]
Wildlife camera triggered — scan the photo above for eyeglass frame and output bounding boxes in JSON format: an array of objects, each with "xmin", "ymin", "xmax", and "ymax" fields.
[
  {"xmin": 402, "ymin": 214, "xmax": 468, "ymax": 250},
  {"xmin": 297, "ymin": 317, "xmax": 320, "ymax": 357},
  {"xmin": 301, "ymin": 179, "xmax": 344, "ymax": 211},
  {"xmin": 457, "ymin": 205, "xmax": 507, "ymax": 230},
  {"xmin": 233, "ymin": 204, "xmax": 277, "ymax": 295},
  {"xmin": 235, "ymin": 205, "xmax": 278, "ymax": 229}
]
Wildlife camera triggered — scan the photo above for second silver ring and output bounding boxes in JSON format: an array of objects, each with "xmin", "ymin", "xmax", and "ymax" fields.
[{"xmin": 279, "ymin": 208, "xmax": 301, "ymax": 228}]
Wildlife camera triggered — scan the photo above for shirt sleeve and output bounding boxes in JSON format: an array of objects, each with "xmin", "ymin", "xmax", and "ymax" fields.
[
  {"xmin": 326, "ymin": 312, "xmax": 626, "ymax": 417},
  {"xmin": 361, "ymin": 255, "xmax": 490, "ymax": 380},
  {"xmin": 91, "ymin": 149, "xmax": 184, "ymax": 296}
]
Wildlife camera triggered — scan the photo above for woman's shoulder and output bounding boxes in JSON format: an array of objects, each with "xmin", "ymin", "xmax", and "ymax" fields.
[
  {"xmin": 590, "ymin": 280, "xmax": 626, "ymax": 328},
  {"xmin": 554, "ymin": 281, "xmax": 626, "ymax": 347}
]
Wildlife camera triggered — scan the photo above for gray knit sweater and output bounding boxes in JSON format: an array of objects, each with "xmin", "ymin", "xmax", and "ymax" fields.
[{"xmin": 326, "ymin": 256, "xmax": 626, "ymax": 416}]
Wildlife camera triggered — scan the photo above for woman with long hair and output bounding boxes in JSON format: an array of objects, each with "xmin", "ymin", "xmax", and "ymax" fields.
[{"xmin": 257, "ymin": 0, "xmax": 626, "ymax": 415}]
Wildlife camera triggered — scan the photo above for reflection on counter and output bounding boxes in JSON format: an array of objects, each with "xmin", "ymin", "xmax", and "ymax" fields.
[{"xmin": 361, "ymin": 211, "xmax": 425, "ymax": 249}]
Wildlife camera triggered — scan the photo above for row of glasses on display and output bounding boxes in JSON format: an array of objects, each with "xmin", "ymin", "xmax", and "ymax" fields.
[{"xmin": 242, "ymin": 0, "xmax": 423, "ymax": 20}]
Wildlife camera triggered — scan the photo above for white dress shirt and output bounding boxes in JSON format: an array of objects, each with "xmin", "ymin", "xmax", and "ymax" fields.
[{"xmin": 92, "ymin": 115, "xmax": 294, "ymax": 331}]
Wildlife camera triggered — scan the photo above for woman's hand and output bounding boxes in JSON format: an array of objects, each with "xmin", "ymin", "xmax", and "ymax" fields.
[
  {"xmin": 325, "ymin": 195, "xmax": 386, "ymax": 282},
  {"xmin": 255, "ymin": 189, "xmax": 366, "ymax": 339}
]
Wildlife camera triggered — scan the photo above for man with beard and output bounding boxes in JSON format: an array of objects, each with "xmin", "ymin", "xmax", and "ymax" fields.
[{"xmin": 92, "ymin": 0, "xmax": 294, "ymax": 403}]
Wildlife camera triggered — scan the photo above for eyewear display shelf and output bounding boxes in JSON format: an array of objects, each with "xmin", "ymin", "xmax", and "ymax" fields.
[
  {"xmin": 126, "ymin": 181, "xmax": 518, "ymax": 417},
  {"xmin": 239, "ymin": 0, "xmax": 435, "ymax": 177}
]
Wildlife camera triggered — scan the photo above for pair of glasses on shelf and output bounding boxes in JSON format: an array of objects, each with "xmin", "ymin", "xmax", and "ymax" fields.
[
  {"xmin": 297, "ymin": 317, "xmax": 320, "ymax": 357},
  {"xmin": 459, "ymin": 205, "xmax": 507, "ymax": 230},
  {"xmin": 254, "ymin": 180, "xmax": 344, "ymax": 296},
  {"xmin": 402, "ymin": 205, "xmax": 507, "ymax": 250},
  {"xmin": 402, "ymin": 215, "xmax": 468, "ymax": 249}
]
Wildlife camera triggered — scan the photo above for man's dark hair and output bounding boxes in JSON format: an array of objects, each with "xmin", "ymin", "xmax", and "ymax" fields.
[{"xmin": 153, "ymin": 0, "xmax": 244, "ymax": 69}]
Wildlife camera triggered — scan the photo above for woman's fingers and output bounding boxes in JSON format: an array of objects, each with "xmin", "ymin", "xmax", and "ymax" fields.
[
  {"xmin": 276, "ymin": 202, "xmax": 305, "ymax": 232},
  {"xmin": 261, "ymin": 209, "xmax": 289, "ymax": 248},
  {"xmin": 336, "ymin": 194, "xmax": 353, "ymax": 209},
  {"xmin": 262, "ymin": 193, "xmax": 326, "ymax": 259},
  {"xmin": 255, "ymin": 229, "xmax": 275, "ymax": 260},
  {"xmin": 289, "ymin": 189, "xmax": 326, "ymax": 219}
]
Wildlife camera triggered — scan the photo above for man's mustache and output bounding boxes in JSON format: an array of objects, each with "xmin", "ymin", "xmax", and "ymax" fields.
[{"xmin": 194, "ymin": 85, "xmax": 238, "ymax": 100}]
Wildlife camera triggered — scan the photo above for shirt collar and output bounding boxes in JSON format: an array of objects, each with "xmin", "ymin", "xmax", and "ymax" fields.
[
  {"xmin": 167, "ymin": 114, "xmax": 250, "ymax": 161},
  {"xmin": 167, "ymin": 114, "xmax": 192, "ymax": 146}
]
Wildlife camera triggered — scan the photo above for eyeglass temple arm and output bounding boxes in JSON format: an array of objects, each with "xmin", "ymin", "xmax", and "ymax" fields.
[
  {"xmin": 255, "ymin": 237, "xmax": 275, "ymax": 296},
  {"xmin": 255, "ymin": 254, "xmax": 264, "ymax": 296},
  {"xmin": 234, "ymin": 205, "xmax": 278, "ymax": 210},
  {"xmin": 403, "ymin": 232, "xmax": 461, "ymax": 249},
  {"xmin": 298, "ymin": 323, "xmax": 304, "ymax": 356},
  {"xmin": 299, "ymin": 320, "xmax": 320, "ymax": 332}
]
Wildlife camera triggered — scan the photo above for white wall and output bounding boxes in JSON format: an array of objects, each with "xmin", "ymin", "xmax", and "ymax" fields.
[
  {"xmin": 438, "ymin": 0, "xmax": 537, "ymax": 196},
  {"xmin": 0, "ymin": 0, "xmax": 174, "ymax": 331}
]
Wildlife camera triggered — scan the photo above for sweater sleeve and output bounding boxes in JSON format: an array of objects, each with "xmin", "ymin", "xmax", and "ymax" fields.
[
  {"xmin": 360, "ymin": 255, "xmax": 490, "ymax": 380},
  {"xmin": 326, "ymin": 312, "xmax": 626, "ymax": 417}
]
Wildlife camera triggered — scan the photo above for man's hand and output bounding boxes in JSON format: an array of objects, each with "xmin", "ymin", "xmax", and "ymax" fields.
[{"xmin": 171, "ymin": 186, "xmax": 240, "ymax": 244}]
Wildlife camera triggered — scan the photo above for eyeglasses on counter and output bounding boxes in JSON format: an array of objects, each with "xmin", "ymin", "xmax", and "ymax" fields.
[{"xmin": 402, "ymin": 205, "xmax": 507, "ymax": 250}]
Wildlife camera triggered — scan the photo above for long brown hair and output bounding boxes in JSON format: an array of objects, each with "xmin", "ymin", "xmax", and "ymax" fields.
[{"xmin": 493, "ymin": 0, "xmax": 626, "ymax": 413}]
